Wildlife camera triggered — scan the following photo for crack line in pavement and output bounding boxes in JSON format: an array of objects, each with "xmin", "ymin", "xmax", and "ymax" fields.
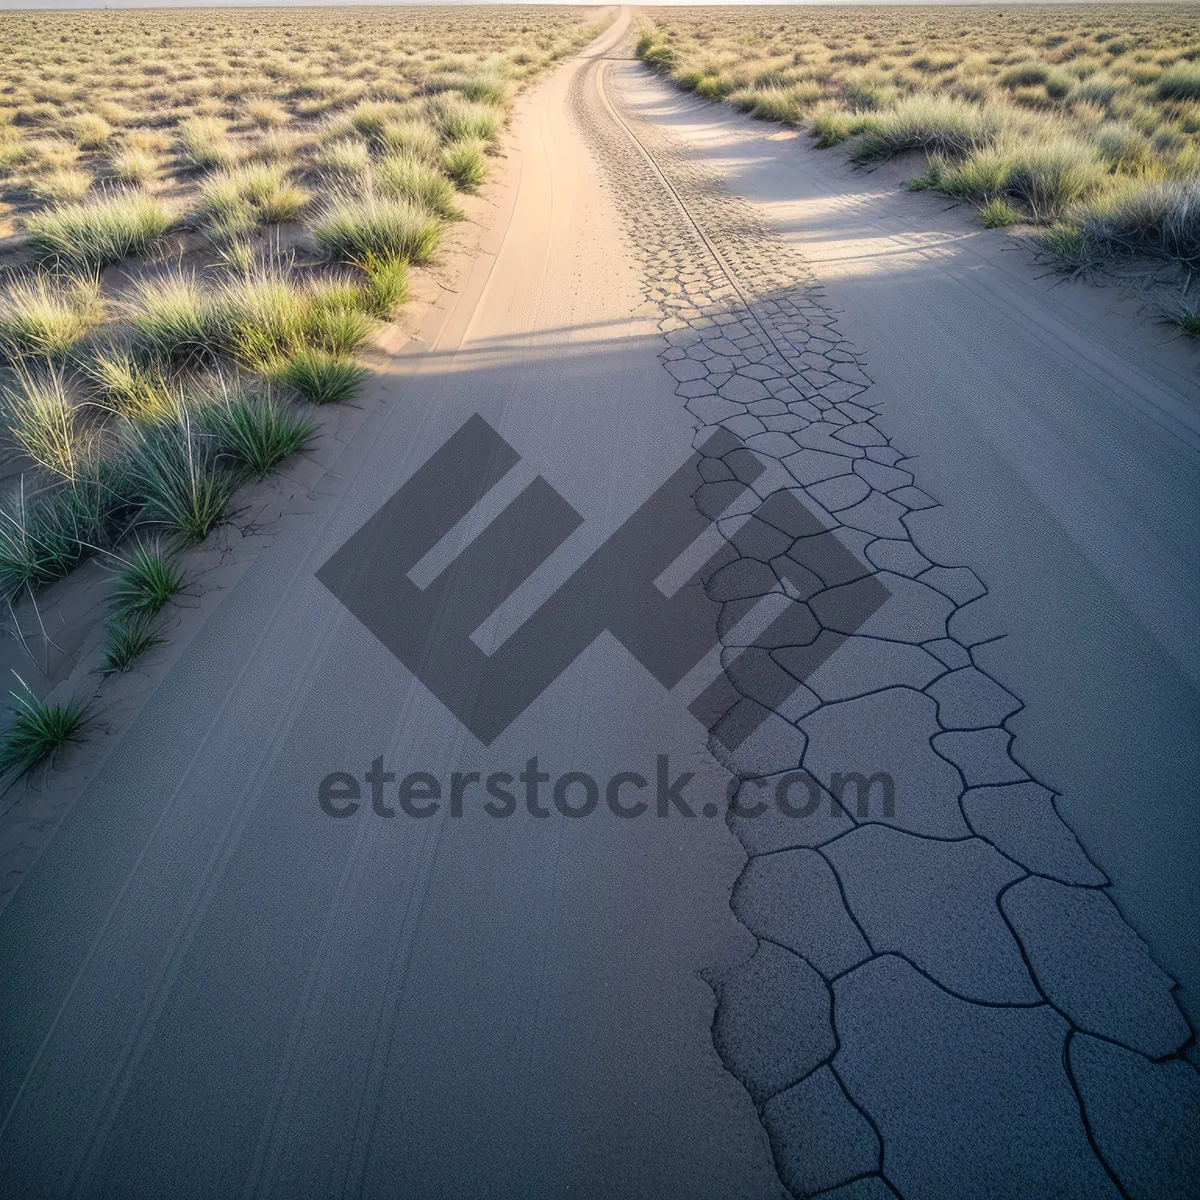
[{"xmin": 571, "ymin": 45, "xmax": 1200, "ymax": 1200}]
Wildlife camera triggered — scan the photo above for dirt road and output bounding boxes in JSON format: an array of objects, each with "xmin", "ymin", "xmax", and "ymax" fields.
[{"xmin": 1, "ymin": 12, "xmax": 1197, "ymax": 1198}]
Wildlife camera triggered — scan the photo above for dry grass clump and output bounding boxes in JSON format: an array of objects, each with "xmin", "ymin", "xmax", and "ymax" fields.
[
  {"xmin": 111, "ymin": 147, "xmax": 158, "ymax": 185},
  {"xmin": 178, "ymin": 116, "xmax": 240, "ymax": 171},
  {"xmin": 638, "ymin": 4, "xmax": 1200, "ymax": 325},
  {"xmin": 30, "ymin": 168, "xmax": 93, "ymax": 203},
  {"xmin": 198, "ymin": 163, "xmax": 309, "ymax": 234}
]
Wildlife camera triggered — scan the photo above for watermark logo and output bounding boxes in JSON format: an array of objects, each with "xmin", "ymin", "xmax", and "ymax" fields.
[
  {"xmin": 317, "ymin": 415, "xmax": 888, "ymax": 747},
  {"xmin": 317, "ymin": 757, "xmax": 895, "ymax": 823}
]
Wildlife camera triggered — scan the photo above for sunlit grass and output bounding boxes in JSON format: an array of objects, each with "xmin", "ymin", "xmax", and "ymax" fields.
[
  {"xmin": 25, "ymin": 190, "xmax": 172, "ymax": 268},
  {"xmin": 0, "ymin": 273, "xmax": 104, "ymax": 359},
  {"xmin": 314, "ymin": 192, "xmax": 443, "ymax": 265},
  {"xmin": 637, "ymin": 5, "xmax": 1200, "ymax": 264}
]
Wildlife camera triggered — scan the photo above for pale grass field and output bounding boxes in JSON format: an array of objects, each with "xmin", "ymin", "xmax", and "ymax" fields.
[
  {"xmin": 637, "ymin": 4, "xmax": 1200, "ymax": 331},
  {"xmin": 0, "ymin": 5, "xmax": 606, "ymax": 769}
]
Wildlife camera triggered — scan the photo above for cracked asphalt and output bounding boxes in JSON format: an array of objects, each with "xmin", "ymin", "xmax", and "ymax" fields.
[
  {"xmin": 0, "ymin": 12, "xmax": 1197, "ymax": 1199},
  {"xmin": 576, "ymin": 47, "xmax": 1199, "ymax": 1197}
]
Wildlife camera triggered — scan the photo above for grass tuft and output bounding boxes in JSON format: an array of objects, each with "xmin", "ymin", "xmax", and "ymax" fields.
[
  {"xmin": 197, "ymin": 382, "xmax": 314, "ymax": 475},
  {"xmin": 374, "ymin": 154, "xmax": 457, "ymax": 216},
  {"xmin": 121, "ymin": 418, "xmax": 235, "ymax": 541},
  {"xmin": 849, "ymin": 95, "xmax": 1000, "ymax": 163},
  {"xmin": 279, "ymin": 347, "xmax": 367, "ymax": 405},
  {"xmin": 30, "ymin": 168, "xmax": 92, "ymax": 203},
  {"xmin": 99, "ymin": 611, "xmax": 162, "ymax": 673},
  {"xmin": 111, "ymin": 146, "xmax": 157, "ymax": 184},
  {"xmin": 108, "ymin": 538, "xmax": 185, "ymax": 614},
  {"xmin": 0, "ymin": 677, "xmax": 89, "ymax": 776},
  {"xmin": 0, "ymin": 273, "xmax": 104, "ymax": 359},
  {"xmin": 378, "ymin": 119, "xmax": 440, "ymax": 162},
  {"xmin": 25, "ymin": 190, "xmax": 172, "ymax": 268},
  {"xmin": 435, "ymin": 96, "xmax": 503, "ymax": 144},
  {"xmin": 355, "ymin": 251, "xmax": 408, "ymax": 318},
  {"xmin": 1034, "ymin": 222, "xmax": 1101, "ymax": 270},
  {"xmin": 313, "ymin": 192, "xmax": 443, "ymax": 264},
  {"xmin": 980, "ymin": 197, "xmax": 1021, "ymax": 228},
  {"xmin": 85, "ymin": 349, "xmax": 177, "ymax": 423},
  {"xmin": 1, "ymin": 363, "xmax": 83, "ymax": 479},
  {"xmin": 198, "ymin": 162, "xmax": 308, "ymax": 229},
  {"xmin": 125, "ymin": 269, "xmax": 214, "ymax": 361},
  {"xmin": 0, "ymin": 479, "xmax": 100, "ymax": 598},
  {"xmin": 179, "ymin": 116, "xmax": 238, "ymax": 170},
  {"xmin": 1156, "ymin": 63, "xmax": 1200, "ymax": 103},
  {"xmin": 440, "ymin": 138, "xmax": 487, "ymax": 191}
]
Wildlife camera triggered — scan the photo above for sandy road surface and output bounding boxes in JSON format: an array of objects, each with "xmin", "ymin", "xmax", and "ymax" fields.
[{"xmin": 1, "ymin": 10, "xmax": 1198, "ymax": 1199}]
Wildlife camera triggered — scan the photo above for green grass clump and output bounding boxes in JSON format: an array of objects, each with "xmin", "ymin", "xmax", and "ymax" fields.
[
  {"xmin": 436, "ymin": 96, "xmax": 503, "ymax": 144},
  {"xmin": 108, "ymin": 538, "xmax": 185, "ymax": 614},
  {"xmin": 1074, "ymin": 176, "xmax": 1200, "ymax": 267},
  {"xmin": 636, "ymin": 35, "xmax": 677, "ymax": 71},
  {"xmin": 99, "ymin": 612, "xmax": 162, "ymax": 673},
  {"xmin": 0, "ymin": 677, "xmax": 89, "ymax": 776},
  {"xmin": 356, "ymin": 252, "xmax": 408, "ymax": 318},
  {"xmin": 374, "ymin": 155, "xmax": 457, "ymax": 217},
  {"xmin": 461, "ymin": 73, "xmax": 508, "ymax": 107},
  {"xmin": 25, "ymin": 190, "xmax": 172, "ymax": 268},
  {"xmin": 313, "ymin": 192, "xmax": 443, "ymax": 265},
  {"xmin": 348, "ymin": 100, "xmax": 407, "ymax": 142},
  {"xmin": 1000, "ymin": 60, "xmax": 1074, "ymax": 99},
  {"xmin": 210, "ymin": 267, "xmax": 376, "ymax": 369},
  {"xmin": 441, "ymin": 138, "xmax": 487, "ymax": 191},
  {"xmin": 0, "ymin": 480, "xmax": 100, "ymax": 598},
  {"xmin": 937, "ymin": 144, "xmax": 1011, "ymax": 201},
  {"xmin": 746, "ymin": 86, "xmax": 804, "ymax": 124},
  {"xmin": 980, "ymin": 197, "xmax": 1021, "ymax": 228},
  {"xmin": 215, "ymin": 268, "xmax": 309, "ymax": 368},
  {"xmin": 1001, "ymin": 137, "xmax": 1107, "ymax": 220},
  {"xmin": 811, "ymin": 110, "xmax": 878, "ymax": 149},
  {"xmin": 1034, "ymin": 223, "xmax": 1101, "ymax": 270},
  {"xmin": 1072, "ymin": 74, "xmax": 1120, "ymax": 107},
  {"xmin": 305, "ymin": 298, "xmax": 373, "ymax": 357},
  {"xmin": 0, "ymin": 273, "xmax": 104, "ymax": 359},
  {"xmin": 1164, "ymin": 301, "xmax": 1200, "ymax": 336},
  {"xmin": 121, "ymin": 420, "xmax": 235, "ymax": 540},
  {"xmin": 694, "ymin": 76, "xmax": 733, "ymax": 102},
  {"xmin": 125, "ymin": 270, "xmax": 215, "ymax": 361},
  {"xmin": 279, "ymin": 347, "xmax": 367, "ymax": 405},
  {"xmin": 198, "ymin": 385, "xmax": 314, "ymax": 475}
]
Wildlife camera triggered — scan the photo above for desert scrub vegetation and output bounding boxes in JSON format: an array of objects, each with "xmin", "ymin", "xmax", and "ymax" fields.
[
  {"xmin": 0, "ymin": 5, "xmax": 605, "ymax": 233},
  {"xmin": 637, "ymin": 4, "xmax": 1200, "ymax": 331},
  {"xmin": 0, "ymin": 5, "xmax": 608, "ymax": 765}
]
